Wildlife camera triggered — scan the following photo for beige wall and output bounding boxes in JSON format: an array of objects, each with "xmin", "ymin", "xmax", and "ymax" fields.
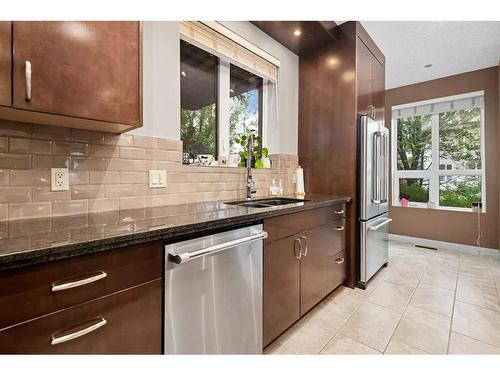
[
  {"xmin": 386, "ymin": 66, "xmax": 499, "ymax": 249},
  {"xmin": 0, "ymin": 121, "xmax": 297, "ymax": 222}
]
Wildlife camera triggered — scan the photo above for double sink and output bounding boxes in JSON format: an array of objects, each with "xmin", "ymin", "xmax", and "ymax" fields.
[{"xmin": 226, "ymin": 197, "xmax": 309, "ymax": 209}]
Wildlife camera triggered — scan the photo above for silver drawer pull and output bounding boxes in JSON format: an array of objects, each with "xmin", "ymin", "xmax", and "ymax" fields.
[
  {"xmin": 335, "ymin": 257, "xmax": 345, "ymax": 264},
  {"xmin": 25, "ymin": 60, "xmax": 32, "ymax": 101},
  {"xmin": 51, "ymin": 271, "xmax": 107, "ymax": 292},
  {"xmin": 294, "ymin": 238, "xmax": 302, "ymax": 260},
  {"xmin": 334, "ymin": 209, "xmax": 344, "ymax": 215},
  {"xmin": 299, "ymin": 235, "xmax": 308, "ymax": 257},
  {"xmin": 334, "ymin": 225, "xmax": 345, "ymax": 231},
  {"xmin": 51, "ymin": 317, "xmax": 107, "ymax": 346}
]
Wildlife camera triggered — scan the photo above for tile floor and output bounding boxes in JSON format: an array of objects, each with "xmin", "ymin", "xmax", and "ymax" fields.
[{"xmin": 264, "ymin": 240, "xmax": 500, "ymax": 355}]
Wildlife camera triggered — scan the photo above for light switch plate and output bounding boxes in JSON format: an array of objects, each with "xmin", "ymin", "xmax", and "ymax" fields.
[
  {"xmin": 149, "ymin": 170, "xmax": 167, "ymax": 188},
  {"xmin": 51, "ymin": 168, "xmax": 69, "ymax": 191}
]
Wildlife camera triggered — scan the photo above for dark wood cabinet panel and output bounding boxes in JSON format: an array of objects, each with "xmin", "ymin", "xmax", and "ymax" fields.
[
  {"xmin": 300, "ymin": 221, "xmax": 346, "ymax": 314},
  {"xmin": 263, "ymin": 235, "xmax": 301, "ymax": 347},
  {"xmin": 0, "ymin": 241, "xmax": 162, "ymax": 329},
  {"xmin": 0, "ymin": 22, "xmax": 11, "ymax": 106},
  {"xmin": 11, "ymin": 21, "xmax": 140, "ymax": 127},
  {"xmin": 0, "ymin": 279, "xmax": 162, "ymax": 354},
  {"xmin": 371, "ymin": 55, "xmax": 385, "ymax": 122},
  {"xmin": 264, "ymin": 208, "xmax": 325, "ymax": 244},
  {"xmin": 356, "ymin": 37, "xmax": 373, "ymax": 116},
  {"xmin": 330, "ymin": 249, "xmax": 347, "ymax": 290}
]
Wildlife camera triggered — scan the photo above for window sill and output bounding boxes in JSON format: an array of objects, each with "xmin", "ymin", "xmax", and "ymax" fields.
[{"xmin": 392, "ymin": 203, "xmax": 485, "ymax": 214}]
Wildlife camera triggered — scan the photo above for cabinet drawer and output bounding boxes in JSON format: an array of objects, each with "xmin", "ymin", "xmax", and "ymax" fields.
[
  {"xmin": 0, "ymin": 241, "xmax": 162, "ymax": 329},
  {"xmin": 0, "ymin": 279, "xmax": 162, "ymax": 354},
  {"xmin": 264, "ymin": 208, "xmax": 325, "ymax": 243},
  {"xmin": 330, "ymin": 250, "xmax": 347, "ymax": 291},
  {"xmin": 325, "ymin": 203, "xmax": 347, "ymax": 223}
]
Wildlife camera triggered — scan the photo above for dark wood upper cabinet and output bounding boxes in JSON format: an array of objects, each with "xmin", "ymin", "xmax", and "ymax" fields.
[
  {"xmin": 0, "ymin": 21, "xmax": 142, "ymax": 133},
  {"xmin": 0, "ymin": 22, "xmax": 11, "ymax": 106},
  {"xmin": 356, "ymin": 37, "xmax": 374, "ymax": 116},
  {"xmin": 298, "ymin": 22, "xmax": 385, "ymax": 288}
]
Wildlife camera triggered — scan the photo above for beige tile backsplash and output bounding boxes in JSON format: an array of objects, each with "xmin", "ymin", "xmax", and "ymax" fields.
[{"xmin": 0, "ymin": 120, "xmax": 298, "ymax": 221}]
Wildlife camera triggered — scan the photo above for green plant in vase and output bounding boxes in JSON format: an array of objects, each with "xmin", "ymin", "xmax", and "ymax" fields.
[{"xmin": 234, "ymin": 134, "xmax": 268, "ymax": 169}]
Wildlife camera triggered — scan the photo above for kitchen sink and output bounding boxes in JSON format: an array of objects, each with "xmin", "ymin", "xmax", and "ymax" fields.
[{"xmin": 226, "ymin": 197, "xmax": 309, "ymax": 208}]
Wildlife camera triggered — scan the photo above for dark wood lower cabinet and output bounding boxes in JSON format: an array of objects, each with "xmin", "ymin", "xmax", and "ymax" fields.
[
  {"xmin": 263, "ymin": 207, "xmax": 347, "ymax": 348},
  {"xmin": 263, "ymin": 235, "xmax": 301, "ymax": 347},
  {"xmin": 0, "ymin": 279, "xmax": 162, "ymax": 354}
]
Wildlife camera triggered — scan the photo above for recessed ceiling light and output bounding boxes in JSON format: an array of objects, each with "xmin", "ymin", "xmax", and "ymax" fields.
[
  {"xmin": 293, "ymin": 28, "xmax": 302, "ymax": 36},
  {"xmin": 181, "ymin": 71, "xmax": 186, "ymax": 77},
  {"xmin": 424, "ymin": 64, "xmax": 433, "ymax": 68}
]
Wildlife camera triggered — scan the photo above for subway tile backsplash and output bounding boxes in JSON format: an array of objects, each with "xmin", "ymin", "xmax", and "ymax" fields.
[{"xmin": 0, "ymin": 121, "xmax": 297, "ymax": 221}]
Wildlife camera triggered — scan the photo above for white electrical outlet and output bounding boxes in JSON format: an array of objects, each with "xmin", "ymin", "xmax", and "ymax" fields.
[
  {"xmin": 51, "ymin": 168, "xmax": 69, "ymax": 191},
  {"xmin": 149, "ymin": 170, "xmax": 167, "ymax": 188}
]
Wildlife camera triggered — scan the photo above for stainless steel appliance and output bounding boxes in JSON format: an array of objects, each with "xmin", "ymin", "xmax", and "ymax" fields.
[
  {"xmin": 357, "ymin": 115, "xmax": 392, "ymax": 289},
  {"xmin": 164, "ymin": 224, "xmax": 266, "ymax": 354}
]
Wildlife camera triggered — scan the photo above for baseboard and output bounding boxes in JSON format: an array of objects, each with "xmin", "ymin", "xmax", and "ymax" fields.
[{"xmin": 388, "ymin": 234, "xmax": 500, "ymax": 258}]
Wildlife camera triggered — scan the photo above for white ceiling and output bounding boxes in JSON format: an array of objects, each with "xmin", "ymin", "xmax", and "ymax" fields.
[{"xmin": 360, "ymin": 21, "xmax": 500, "ymax": 89}]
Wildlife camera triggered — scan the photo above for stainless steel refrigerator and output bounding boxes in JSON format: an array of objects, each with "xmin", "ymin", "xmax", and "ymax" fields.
[{"xmin": 357, "ymin": 114, "xmax": 392, "ymax": 289}]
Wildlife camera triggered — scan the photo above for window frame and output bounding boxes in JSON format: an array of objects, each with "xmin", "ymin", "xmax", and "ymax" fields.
[
  {"xmin": 180, "ymin": 37, "xmax": 268, "ymax": 161},
  {"xmin": 391, "ymin": 93, "xmax": 486, "ymax": 212}
]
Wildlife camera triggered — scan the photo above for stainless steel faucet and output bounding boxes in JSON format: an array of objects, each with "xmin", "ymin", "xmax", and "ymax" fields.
[{"xmin": 246, "ymin": 132, "xmax": 257, "ymax": 199}]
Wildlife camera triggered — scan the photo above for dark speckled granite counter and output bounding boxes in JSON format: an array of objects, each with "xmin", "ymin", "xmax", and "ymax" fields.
[{"xmin": 0, "ymin": 194, "xmax": 350, "ymax": 271}]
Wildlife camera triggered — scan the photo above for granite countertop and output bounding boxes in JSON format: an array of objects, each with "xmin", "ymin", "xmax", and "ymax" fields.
[{"xmin": 0, "ymin": 194, "xmax": 350, "ymax": 271}]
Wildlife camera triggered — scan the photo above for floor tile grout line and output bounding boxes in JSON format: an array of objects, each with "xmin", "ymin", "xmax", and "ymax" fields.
[
  {"xmin": 449, "ymin": 329, "xmax": 500, "ymax": 351},
  {"xmin": 381, "ymin": 259, "xmax": 427, "ymax": 354},
  {"xmin": 446, "ymin": 260, "xmax": 461, "ymax": 354}
]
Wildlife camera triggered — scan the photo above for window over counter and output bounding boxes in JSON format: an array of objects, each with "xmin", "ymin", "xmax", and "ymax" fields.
[
  {"xmin": 392, "ymin": 91, "xmax": 485, "ymax": 212},
  {"xmin": 179, "ymin": 21, "xmax": 278, "ymax": 167}
]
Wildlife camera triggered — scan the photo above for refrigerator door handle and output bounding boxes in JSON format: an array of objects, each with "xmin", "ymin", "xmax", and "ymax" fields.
[
  {"xmin": 372, "ymin": 131, "xmax": 382, "ymax": 204},
  {"xmin": 368, "ymin": 218, "xmax": 393, "ymax": 231}
]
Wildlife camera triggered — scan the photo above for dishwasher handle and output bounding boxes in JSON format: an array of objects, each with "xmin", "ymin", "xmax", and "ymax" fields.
[{"xmin": 167, "ymin": 231, "xmax": 268, "ymax": 264}]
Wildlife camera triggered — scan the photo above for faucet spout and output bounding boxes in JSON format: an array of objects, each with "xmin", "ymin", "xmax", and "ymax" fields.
[{"xmin": 246, "ymin": 133, "xmax": 257, "ymax": 199}]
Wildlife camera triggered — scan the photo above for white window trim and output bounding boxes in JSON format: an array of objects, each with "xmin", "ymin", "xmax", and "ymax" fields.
[{"xmin": 392, "ymin": 97, "xmax": 486, "ymax": 213}]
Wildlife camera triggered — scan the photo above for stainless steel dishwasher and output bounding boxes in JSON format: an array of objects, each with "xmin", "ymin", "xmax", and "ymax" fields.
[{"xmin": 164, "ymin": 224, "xmax": 266, "ymax": 354}]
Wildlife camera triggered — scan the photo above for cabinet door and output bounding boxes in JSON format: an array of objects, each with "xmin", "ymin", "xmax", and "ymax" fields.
[
  {"xmin": 0, "ymin": 279, "xmax": 162, "ymax": 354},
  {"xmin": 12, "ymin": 22, "xmax": 140, "ymax": 125},
  {"xmin": 356, "ymin": 36, "xmax": 373, "ymax": 116},
  {"xmin": 0, "ymin": 22, "xmax": 11, "ymax": 106},
  {"xmin": 371, "ymin": 55, "xmax": 385, "ymax": 123},
  {"xmin": 300, "ymin": 221, "xmax": 347, "ymax": 314},
  {"xmin": 263, "ymin": 236, "xmax": 301, "ymax": 347}
]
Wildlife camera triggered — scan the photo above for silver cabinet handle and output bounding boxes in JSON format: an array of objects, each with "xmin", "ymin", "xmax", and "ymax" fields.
[
  {"xmin": 167, "ymin": 231, "xmax": 268, "ymax": 264},
  {"xmin": 369, "ymin": 218, "xmax": 393, "ymax": 231},
  {"xmin": 51, "ymin": 317, "xmax": 107, "ymax": 346},
  {"xmin": 51, "ymin": 271, "xmax": 107, "ymax": 292},
  {"xmin": 334, "ymin": 257, "xmax": 345, "ymax": 264},
  {"xmin": 299, "ymin": 235, "xmax": 308, "ymax": 257},
  {"xmin": 334, "ymin": 225, "xmax": 344, "ymax": 231},
  {"xmin": 25, "ymin": 60, "xmax": 32, "ymax": 101},
  {"xmin": 334, "ymin": 209, "xmax": 344, "ymax": 215},
  {"xmin": 294, "ymin": 238, "xmax": 302, "ymax": 260}
]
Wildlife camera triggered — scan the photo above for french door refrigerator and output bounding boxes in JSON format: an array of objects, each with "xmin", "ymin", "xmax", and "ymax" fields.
[{"xmin": 357, "ymin": 114, "xmax": 392, "ymax": 289}]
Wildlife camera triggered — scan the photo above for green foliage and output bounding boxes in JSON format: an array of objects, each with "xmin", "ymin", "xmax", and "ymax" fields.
[
  {"xmin": 439, "ymin": 109, "xmax": 481, "ymax": 169},
  {"xmin": 234, "ymin": 134, "xmax": 267, "ymax": 168},
  {"xmin": 180, "ymin": 104, "xmax": 216, "ymax": 157},
  {"xmin": 399, "ymin": 179, "xmax": 429, "ymax": 203},
  {"xmin": 439, "ymin": 176, "xmax": 481, "ymax": 208},
  {"xmin": 397, "ymin": 109, "xmax": 482, "ymax": 208},
  {"xmin": 397, "ymin": 115, "xmax": 432, "ymax": 170}
]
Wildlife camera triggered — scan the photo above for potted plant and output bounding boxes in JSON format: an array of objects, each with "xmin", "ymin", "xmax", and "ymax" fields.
[
  {"xmin": 234, "ymin": 134, "xmax": 268, "ymax": 169},
  {"xmin": 399, "ymin": 191, "xmax": 410, "ymax": 207}
]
